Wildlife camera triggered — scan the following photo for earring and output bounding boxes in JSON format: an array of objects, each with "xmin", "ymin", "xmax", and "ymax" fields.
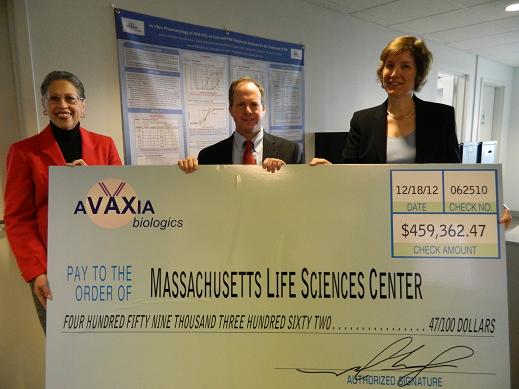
[{"xmin": 43, "ymin": 110, "xmax": 48, "ymax": 116}]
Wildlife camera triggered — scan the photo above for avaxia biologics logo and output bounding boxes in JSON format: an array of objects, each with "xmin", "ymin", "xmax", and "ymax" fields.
[
  {"xmin": 74, "ymin": 179, "xmax": 152, "ymax": 228},
  {"xmin": 74, "ymin": 179, "xmax": 183, "ymax": 230}
]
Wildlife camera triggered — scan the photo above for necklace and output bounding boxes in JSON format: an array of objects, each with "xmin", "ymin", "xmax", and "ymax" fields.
[{"xmin": 387, "ymin": 109, "xmax": 415, "ymax": 120}]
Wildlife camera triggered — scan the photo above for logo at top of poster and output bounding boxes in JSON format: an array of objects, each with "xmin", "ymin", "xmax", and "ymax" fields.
[
  {"xmin": 74, "ymin": 179, "xmax": 154, "ymax": 229},
  {"xmin": 121, "ymin": 17, "xmax": 145, "ymax": 36},
  {"xmin": 291, "ymin": 48, "xmax": 303, "ymax": 61}
]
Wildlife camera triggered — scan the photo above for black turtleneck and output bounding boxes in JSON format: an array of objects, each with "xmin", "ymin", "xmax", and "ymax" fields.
[{"xmin": 50, "ymin": 121, "xmax": 82, "ymax": 163}]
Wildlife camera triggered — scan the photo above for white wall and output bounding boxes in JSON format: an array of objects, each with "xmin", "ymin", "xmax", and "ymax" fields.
[
  {"xmin": 505, "ymin": 68, "xmax": 519, "ymax": 210},
  {"xmin": 475, "ymin": 58, "xmax": 515, "ymax": 209},
  {"xmin": 422, "ymin": 41, "xmax": 477, "ymax": 141},
  {"xmin": 473, "ymin": 57, "xmax": 514, "ymax": 162}
]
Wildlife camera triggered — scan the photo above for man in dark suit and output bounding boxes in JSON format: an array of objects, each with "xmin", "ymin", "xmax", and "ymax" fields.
[{"xmin": 178, "ymin": 77, "xmax": 301, "ymax": 173}]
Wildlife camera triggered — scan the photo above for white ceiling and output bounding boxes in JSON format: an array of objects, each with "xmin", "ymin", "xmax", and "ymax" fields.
[{"xmin": 302, "ymin": 0, "xmax": 519, "ymax": 67}]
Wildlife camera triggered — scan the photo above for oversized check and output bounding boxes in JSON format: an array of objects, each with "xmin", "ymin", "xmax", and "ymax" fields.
[{"xmin": 47, "ymin": 165, "xmax": 510, "ymax": 388}]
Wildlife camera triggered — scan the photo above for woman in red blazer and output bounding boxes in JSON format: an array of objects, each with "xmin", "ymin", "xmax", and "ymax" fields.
[{"xmin": 4, "ymin": 71, "xmax": 122, "ymax": 331}]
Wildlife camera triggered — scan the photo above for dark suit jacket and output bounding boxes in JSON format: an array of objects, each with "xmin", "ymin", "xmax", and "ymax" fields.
[
  {"xmin": 4, "ymin": 125, "xmax": 122, "ymax": 282},
  {"xmin": 198, "ymin": 131, "xmax": 301, "ymax": 164},
  {"xmin": 343, "ymin": 96, "xmax": 460, "ymax": 163}
]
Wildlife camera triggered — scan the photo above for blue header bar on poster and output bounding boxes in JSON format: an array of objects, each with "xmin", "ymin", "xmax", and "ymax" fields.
[{"xmin": 115, "ymin": 8, "xmax": 304, "ymax": 65}]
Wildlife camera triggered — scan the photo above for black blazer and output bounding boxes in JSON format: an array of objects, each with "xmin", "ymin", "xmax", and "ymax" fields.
[
  {"xmin": 343, "ymin": 96, "xmax": 461, "ymax": 163},
  {"xmin": 198, "ymin": 131, "xmax": 301, "ymax": 164}
]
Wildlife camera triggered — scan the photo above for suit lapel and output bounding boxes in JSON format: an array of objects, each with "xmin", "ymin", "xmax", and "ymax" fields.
[
  {"xmin": 80, "ymin": 127, "xmax": 96, "ymax": 164},
  {"xmin": 38, "ymin": 125, "xmax": 66, "ymax": 165},
  {"xmin": 263, "ymin": 132, "xmax": 275, "ymax": 160},
  {"xmin": 372, "ymin": 102, "xmax": 387, "ymax": 163},
  {"xmin": 223, "ymin": 134, "xmax": 234, "ymax": 164},
  {"xmin": 413, "ymin": 96, "xmax": 425, "ymax": 162}
]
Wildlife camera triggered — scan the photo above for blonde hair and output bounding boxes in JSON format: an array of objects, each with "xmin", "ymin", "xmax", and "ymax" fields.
[{"xmin": 376, "ymin": 36, "xmax": 432, "ymax": 92}]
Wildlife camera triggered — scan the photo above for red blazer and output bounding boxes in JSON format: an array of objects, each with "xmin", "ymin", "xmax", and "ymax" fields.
[{"xmin": 4, "ymin": 125, "xmax": 122, "ymax": 282}]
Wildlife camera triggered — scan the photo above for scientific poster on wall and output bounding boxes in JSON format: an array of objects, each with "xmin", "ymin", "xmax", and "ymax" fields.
[
  {"xmin": 114, "ymin": 8, "xmax": 305, "ymax": 165},
  {"xmin": 46, "ymin": 164, "xmax": 510, "ymax": 388}
]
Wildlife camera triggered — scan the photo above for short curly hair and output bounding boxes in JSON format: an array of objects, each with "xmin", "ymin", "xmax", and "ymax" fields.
[
  {"xmin": 40, "ymin": 70, "xmax": 86, "ymax": 99},
  {"xmin": 376, "ymin": 36, "xmax": 432, "ymax": 92}
]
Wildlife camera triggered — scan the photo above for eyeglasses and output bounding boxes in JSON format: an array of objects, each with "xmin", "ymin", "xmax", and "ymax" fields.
[{"xmin": 46, "ymin": 94, "xmax": 84, "ymax": 105}]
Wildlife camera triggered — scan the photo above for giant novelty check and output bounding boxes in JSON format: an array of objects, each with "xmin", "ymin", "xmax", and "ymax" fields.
[{"xmin": 47, "ymin": 165, "xmax": 510, "ymax": 388}]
